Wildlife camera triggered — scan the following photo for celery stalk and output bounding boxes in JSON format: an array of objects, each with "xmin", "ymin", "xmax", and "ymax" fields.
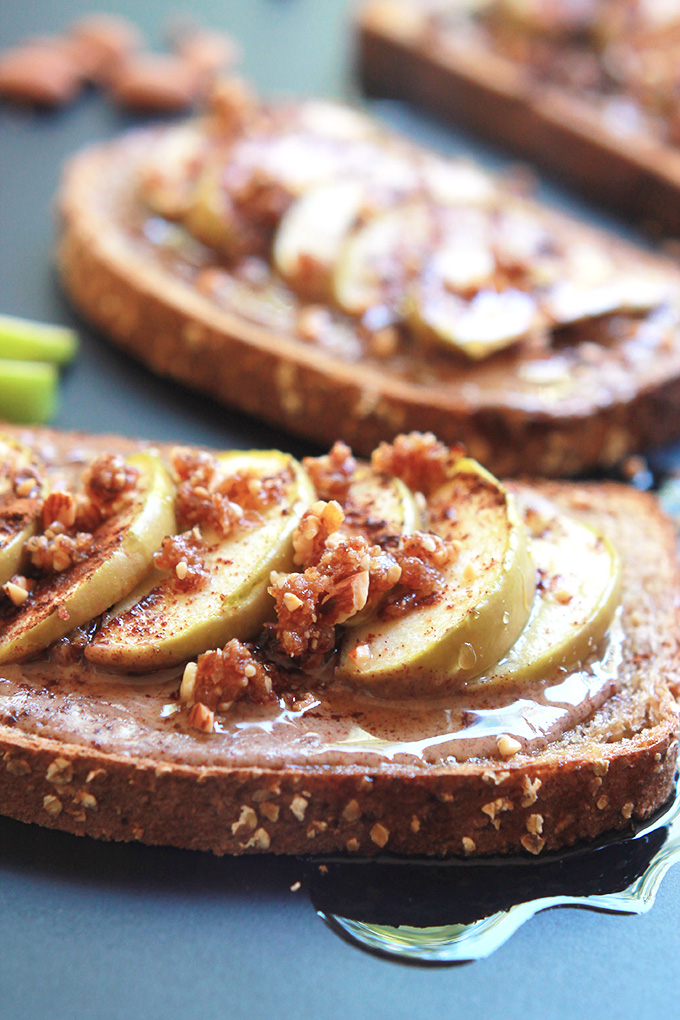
[
  {"xmin": 0, "ymin": 314, "xmax": 78, "ymax": 365},
  {"xmin": 0, "ymin": 360, "xmax": 58, "ymax": 423}
]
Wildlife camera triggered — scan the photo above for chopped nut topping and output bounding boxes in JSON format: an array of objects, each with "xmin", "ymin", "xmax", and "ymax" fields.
[
  {"xmin": 596, "ymin": 795, "xmax": 609, "ymax": 811},
  {"xmin": 410, "ymin": 815, "xmax": 421, "ymax": 833},
  {"xmin": 183, "ymin": 639, "xmax": 276, "ymax": 714},
  {"xmin": 5, "ymin": 757, "xmax": 30, "ymax": 776},
  {"xmin": 187, "ymin": 702, "xmax": 215, "ymax": 733},
  {"xmin": 345, "ymin": 837, "xmax": 360, "ymax": 853},
  {"xmin": 622, "ymin": 802, "xmax": 634, "ymax": 819},
  {"xmin": 371, "ymin": 432, "xmax": 464, "ymax": 495},
  {"xmin": 172, "ymin": 447, "xmax": 286, "ymax": 536},
  {"xmin": 303, "ymin": 442, "xmax": 357, "ymax": 501},
  {"xmin": 154, "ymin": 531, "xmax": 206, "ymax": 590},
  {"xmin": 2, "ymin": 578, "xmax": 31, "ymax": 606},
  {"xmin": 462, "ymin": 836, "xmax": 476, "ymax": 855},
  {"xmin": 497, "ymin": 734, "xmax": 522, "ymax": 758}
]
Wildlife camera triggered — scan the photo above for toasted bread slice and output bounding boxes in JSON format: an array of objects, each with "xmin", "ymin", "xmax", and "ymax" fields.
[
  {"xmin": 0, "ymin": 425, "xmax": 677, "ymax": 858},
  {"xmin": 57, "ymin": 92, "xmax": 680, "ymax": 478},
  {"xmin": 358, "ymin": 1, "xmax": 680, "ymax": 235}
]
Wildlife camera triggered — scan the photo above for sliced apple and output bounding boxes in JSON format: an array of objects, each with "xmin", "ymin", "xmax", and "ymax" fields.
[
  {"xmin": 85, "ymin": 451, "xmax": 315, "ymax": 671},
  {"xmin": 273, "ymin": 180, "xmax": 366, "ymax": 301},
  {"xmin": 138, "ymin": 121, "xmax": 209, "ymax": 221},
  {"xmin": 409, "ymin": 284, "xmax": 539, "ymax": 360},
  {"xmin": 0, "ymin": 452, "xmax": 176, "ymax": 663},
  {"xmin": 341, "ymin": 463, "xmax": 421, "ymax": 542},
  {"xmin": 337, "ymin": 458, "xmax": 536, "ymax": 697},
  {"xmin": 339, "ymin": 462, "xmax": 421, "ymax": 628},
  {"xmin": 183, "ymin": 153, "xmax": 239, "ymax": 254},
  {"xmin": 332, "ymin": 203, "xmax": 431, "ymax": 316},
  {"xmin": 468, "ymin": 488, "xmax": 622, "ymax": 691},
  {"xmin": 0, "ymin": 436, "xmax": 46, "ymax": 584}
]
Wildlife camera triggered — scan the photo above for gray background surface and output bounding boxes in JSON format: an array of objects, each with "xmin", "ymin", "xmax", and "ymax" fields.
[{"xmin": 1, "ymin": 1, "xmax": 679, "ymax": 1017}]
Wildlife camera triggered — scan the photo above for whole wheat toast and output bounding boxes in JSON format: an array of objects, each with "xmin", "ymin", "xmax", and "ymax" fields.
[
  {"xmin": 57, "ymin": 86, "xmax": 680, "ymax": 478},
  {"xmin": 358, "ymin": 0, "xmax": 680, "ymax": 236},
  {"xmin": 0, "ymin": 425, "xmax": 677, "ymax": 858}
]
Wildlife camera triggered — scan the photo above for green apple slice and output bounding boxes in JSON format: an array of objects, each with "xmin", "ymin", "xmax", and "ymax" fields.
[
  {"xmin": 85, "ymin": 451, "xmax": 315, "ymax": 671},
  {"xmin": 340, "ymin": 463, "xmax": 421, "ymax": 628},
  {"xmin": 337, "ymin": 458, "xmax": 536, "ymax": 697},
  {"xmin": 273, "ymin": 180, "xmax": 366, "ymax": 301},
  {"xmin": 138, "ymin": 121, "xmax": 208, "ymax": 221},
  {"xmin": 332, "ymin": 203, "xmax": 431, "ymax": 316},
  {"xmin": 468, "ymin": 488, "xmax": 622, "ymax": 691},
  {"xmin": 409, "ymin": 283, "xmax": 538, "ymax": 360},
  {"xmin": 183, "ymin": 152, "xmax": 243, "ymax": 254},
  {"xmin": 0, "ymin": 452, "xmax": 176, "ymax": 663},
  {"xmin": 0, "ymin": 436, "xmax": 46, "ymax": 584},
  {"xmin": 341, "ymin": 463, "xmax": 421, "ymax": 541}
]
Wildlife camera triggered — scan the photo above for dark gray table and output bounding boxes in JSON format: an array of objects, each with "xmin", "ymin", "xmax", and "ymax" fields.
[{"xmin": 1, "ymin": 1, "xmax": 679, "ymax": 1017}]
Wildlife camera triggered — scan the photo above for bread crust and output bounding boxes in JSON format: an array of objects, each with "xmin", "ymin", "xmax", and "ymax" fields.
[
  {"xmin": 0, "ymin": 427, "xmax": 678, "ymax": 857},
  {"xmin": 57, "ymin": 122, "xmax": 680, "ymax": 479},
  {"xmin": 358, "ymin": 1, "xmax": 680, "ymax": 235}
]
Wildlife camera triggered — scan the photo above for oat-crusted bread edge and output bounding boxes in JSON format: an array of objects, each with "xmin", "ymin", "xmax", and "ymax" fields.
[
  {"xmin": 57, "ymin": 128, "xmax": 680, "ymax": 479},
  {"xmin": 358, "ymin": 1, "xmax": 680, "ymax": 235},
  {"xmin": 0, "ymin": 444, "xmax": 677, "ymax": 858}
]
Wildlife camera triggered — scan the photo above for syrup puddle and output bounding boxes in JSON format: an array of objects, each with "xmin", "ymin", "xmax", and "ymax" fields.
[{"xmin": 310, "ymin": 785, "xmax": 680, "ymax": 964}]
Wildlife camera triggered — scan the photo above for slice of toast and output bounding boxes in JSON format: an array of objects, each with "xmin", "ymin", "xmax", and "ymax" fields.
[
  {"xmin": 358, "ymin": 1, "xmax": 680, "ymax": 235},
  {"xmin": 57, "ymin": 90, "xmax": 680, "ymax": 478},
  {"xmin": 0, "ymin": 425, "xmax": 677, "ymax": 858}
]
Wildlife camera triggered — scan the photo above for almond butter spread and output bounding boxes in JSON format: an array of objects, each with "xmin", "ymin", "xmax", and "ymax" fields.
[{"xmin": 0, "ymin": 427, "xmax": 624, "ymax": 769}]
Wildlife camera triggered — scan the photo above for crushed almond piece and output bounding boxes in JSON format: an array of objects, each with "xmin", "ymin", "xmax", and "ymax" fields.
[
  {"xmin": 3, "ymin": 580, "xmax": 29, "ymax": 606},
  {"xmin": 290, "ymin": 881, "xmax": 302, "ymax": 892},
  {"xmin": 526, "ymin": 813, "xmax": 543, "ymax": 835},
  {"xmin": 497, "ymin": 734, "xmax": 522, "ymax": 758},
  {"xmin": 462, "ymin": 836, "xmax": 476, "ymax": 855},
  {"xmin": 622, "ymin": 802, "xmax": 634, "ymax": 819},
  {"xmin": 187, "ymin": 702, "xmax": 215, "ymax": 733}
]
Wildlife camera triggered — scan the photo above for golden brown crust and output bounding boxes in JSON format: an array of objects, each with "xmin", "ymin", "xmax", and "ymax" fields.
[
  {"xmin": 57, "ymin": 125, "xmax": 680, "ymax": 479},
  {"xmin": 0, "ymin": 430, "xmax": 678, "ymax": 857},
  {"xmin": 357, "ymin": 1, "xmax": 680, "ymax": 235}
]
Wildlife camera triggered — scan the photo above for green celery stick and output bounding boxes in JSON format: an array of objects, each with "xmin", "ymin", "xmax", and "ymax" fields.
[
  {"xmin": 0, "ymin": 360, "xmax": 58, "ymax": 424},
  {"xmin": 0, "ymin": 314, "xmax": 78, "ymax": 365}
]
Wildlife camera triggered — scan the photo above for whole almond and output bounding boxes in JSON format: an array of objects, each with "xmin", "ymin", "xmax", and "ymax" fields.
[
  {"xmin": 177, "ymin": 31, "xmax": 240, "ymax": 81},
  {"xmin": 110, "ymin": 54, "xmax": 200, "ymax": 112},
  {"xmin": 0, "ymin": 45, "xmax": 82, "ymax": 106},
  {"xmin": 69, "ymin": 14, "xmax": 142, "ymax": 81}
]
